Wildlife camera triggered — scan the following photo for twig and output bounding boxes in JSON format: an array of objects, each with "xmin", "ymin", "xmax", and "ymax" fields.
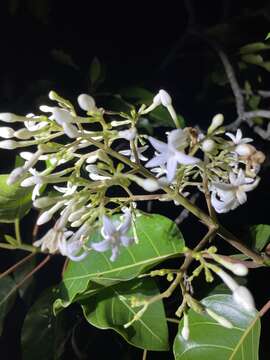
[
  {"xmin": 260, "ymin": 299, "xmax": 270, "ymax": 317},
  {"xmin": 14, "ymin": 219, "xmax": 22, "ymax": 245},
  {"xmin": 0, "ymin": 252, "xmax": 36, "ymax": 280},
  {"xmin": 142, "ymin": 349, "xmax": 148, "ymax": 360},
  {"xmin": 0, "ymin": 255, "xmax": 51, "ymax": 307}
]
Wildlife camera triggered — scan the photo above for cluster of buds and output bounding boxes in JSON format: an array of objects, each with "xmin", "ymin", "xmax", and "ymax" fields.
[{"xmin": 0, "ymin": 89, "xmax": 264, "ymax": 262}]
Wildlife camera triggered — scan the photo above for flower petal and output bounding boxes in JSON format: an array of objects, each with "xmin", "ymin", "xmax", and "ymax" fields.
[
  {"xmin": 166, "ymin": 156, "xmax": 178, "ymax": 182},
  {"xmin": 145, "ymin": 154, "xmax": 167, "ymax": 168},
  {"xmin": 174, "ymin": 150, "xmax": 200, "ymax": 166},
  {"xmin": 148, "ymin": 136, "xmax": 168, "ymax": 153},
  {"xmin": 102, "ymin": 215, "xmax": 117, "ymax": 236},
  {"xmin": 91, "ymin": 239, "xmax": 111, "ymax": 252}
]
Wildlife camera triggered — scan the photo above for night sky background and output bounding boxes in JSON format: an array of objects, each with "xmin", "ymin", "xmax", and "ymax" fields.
[{"xmin": 0, "ymin": 0, "xmax": 270, "ymax": 359}]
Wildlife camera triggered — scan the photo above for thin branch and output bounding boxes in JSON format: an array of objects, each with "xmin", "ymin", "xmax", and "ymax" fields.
[
  {"xmin": 260, "ymin": 299, "xmax": 270, "ymax": 317},
  {"xmin": 142, "ymin": 349, "xmax": 148, "ymax": 360},
  {"xmin": 0, "ymin": 252, "xmax": 36, "ymax": 280},
  {"xmin": 0, "ymin": 255, "xmax": 51, "ymax": 307}
]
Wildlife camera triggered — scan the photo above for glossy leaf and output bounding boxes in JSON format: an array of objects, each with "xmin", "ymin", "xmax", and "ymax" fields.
[
  {"xmin": 239, "ymin": 42, "xmax": 270, "ymax": 54},
  {"xmin": 250, "ymin": 224, "xmax": 270, "ymax": 251},
  {"xmin": 0, "ymin": 174, "xmax": 33, "ymax": 222},
  {"xmin": 81, "ymin": 278, "xmax": 169, "ymax": 351},
  {"xmin": 0, "ymin": 276, "xmax": 17, "ymax": 336},
  {"xmin": 54, "ymin": 213, "xmax": 184, "ymax": 311},
  {"xmin": 173, "ymin": 294, "xmax": 260, "ymax": 360},
  {"xmin": 21, "ymin": 287, "xmax": 66, "ymax": 360}
]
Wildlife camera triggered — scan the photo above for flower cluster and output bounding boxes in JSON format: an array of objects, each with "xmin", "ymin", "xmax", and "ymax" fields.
[{"xmin": 0, "ymin": 89, "xmax": 264, "ymax": 263}]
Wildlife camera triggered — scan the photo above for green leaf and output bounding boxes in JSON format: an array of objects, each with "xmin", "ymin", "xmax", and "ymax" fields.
[
  {"xmin": 250, "ymin": 224, "xmax": 270, "ymax": 251},
  {"xmin": 149, "ymin": 107, "xmax": 185, "ymax": 128},
  {"xmin": 240, "ymin": 42, "xmax": 270, "ymax": 54},
  {"xmin": 120, "ymin": 86, "xmax": 154, "ymax": 104},
  {"xmin": 0, "ymin": 276, "xmax": 17, "ymax": 335},
  {"xmin": 81, "ymin": 278, "xmax": 169, "ymax": 351},
  {"xmin": 0, "ymin": 174, "xmax": 33, "ymax": 222},
  {"xmin": 21, "ymin": 287, "xmax": 66, "ymax": 360},
  {"xmin": 173, "ymin": 294, "xmax": 260, "ymax": 360},
  {"xmin": 241, "ymin": 54, "xmax": 264, "ymax": 65},
  {"xmin": 54, "ymin": 213, "xmax": 184, "ymax": 311},
  {"xmin": 266, "ymin": 32, "xmax": 270, "ymax": 41}
]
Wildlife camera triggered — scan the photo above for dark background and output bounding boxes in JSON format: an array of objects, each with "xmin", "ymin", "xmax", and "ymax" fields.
[{"xmin": 0, "ymin": 0, "xmax": 270, "ymax": 359}]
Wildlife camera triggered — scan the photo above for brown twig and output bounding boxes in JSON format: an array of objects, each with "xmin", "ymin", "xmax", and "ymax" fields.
[
  {"xmin": 0, "ymin": 252, "xmax": 36, "ymax": 280},
  {"xmin": 0, "ymin": 255, "xmax": 51, "ymax": 307}
]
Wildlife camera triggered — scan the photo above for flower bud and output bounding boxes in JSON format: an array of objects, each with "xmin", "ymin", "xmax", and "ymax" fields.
[
  {"xmin": 77, "ymin": 94, "xmax": 96, "ymax": 112},
  {"xmin": 33, "ymin": 196, "xmax": 59, "ymax": 209},
  {"xmin": 208, "ymin": 114, "xmax": 224, "ymax": 133},
  {"xmin": 212, "ymin": 254, "xmax": 248, "ymax": 276},
  {"xmin": 233, "ymin": 286, "xmax": 255, "ymax": 312},
  {"xmin": 14, "ymin": 128, "xmax": 33, "ymax": 140},
  {"xmin": 181, "ymin": 313, "xmax": 189, "ymax": 341},
  {"xmin": 0, "ymin": 140, "xmax": 18, "ymax": 149},
  {"xmin": 7, "ymin": 167, "xmax": 25, "ymax": 185},
  {"xmin": 0, "ymin": 127, "xmax": 15, "ymax": 138},
  {"xmin": 159, "ymin": 89, "xmax": 172, "ymax": 107},
  {"xmin": 235, "ymin": 144, "xmax": 255, "ymax": 157},
  {"xmin": 202, "ymin": 139, "xmax": 216, "ymax": 153},
  {"xmin": 0, "ymin": 113, "xmax": 25, "ymax": 123},
  {"xmin": 206, "ymin": 308, "xmax": 233, "ymax": 328},
  {"xmin": 37, "ymin": 201, "xmax": 65, "ymax": 225},
  {"xmin": 68, "ymin": 207, "xmax": 88, "ymax": 222},
  {"xmin": 62, "ymin": 123, "xmax": 79, "ymax": 138},
  {"xmin": 215, "ymin": 268, "xmax": 238, "ymax": 292},
  {"xmin": 132, "ymin": 176, "xmax": 160, "ymax": 192}
]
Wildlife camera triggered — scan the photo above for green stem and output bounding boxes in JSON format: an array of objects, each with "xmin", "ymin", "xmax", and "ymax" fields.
[
  {"xmin": 0, "ymin": 242, "xmax": 39, "ymax": 253},
  {"xmin": 14, "ymin": 218, "xmax": 22, "ymax": 245}
]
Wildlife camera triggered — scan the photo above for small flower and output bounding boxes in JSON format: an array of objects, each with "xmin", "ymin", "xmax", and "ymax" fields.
[
  {"xmin": 210, "ymin": 170, "xmax": 260, "ymax": 213},
  {"xmin": 226, "ymin": 129, "xmax": 253, "ymax": 145},
  {"xmin": 119, "ymin": 145, "xmax": 148, "ymax": 162},
  {"xmin": 118, "ymin": 127, "xmax": 137, "ymax": 141},
  {"xmin": 146, "ymin": 129, "xmax": 200, "ymax": 182},
  {"xmin": 34, "ymin": 227, "xmax": 73, "ymax": 253},
  {"xmin": 58, "ymin": 236, "xmax": 89, "ymax": 261},
  {"xmin": 91, "ymin": 211, "xmax": 134, "ymax": 261}
]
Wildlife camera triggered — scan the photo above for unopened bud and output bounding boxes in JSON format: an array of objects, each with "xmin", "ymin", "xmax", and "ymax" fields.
[
  {"xmin": 0, "ymin": 127, "xmax": 15, "ymax": 138},
  {"xmin": 7, "ymin": 167, "xmax": 25, "ymax": 185},
  {"xmin": 62, "ymin": 123, "xmax": 79, "ymax": 138},
  {"xmin": 0, "ymin": 140, "xmax": 18, "ymax": 149},
  {"xmin": 212, "ymin": 254, "xmax": 248, "ymax": 276},
  {"xmin": 208, "ymin": 114, "xmax": 224, "ymax": 133},
  {"xmin": 132, "ymin": 176, "xmax": 160, "ymax": 192},
  {"xmin": 235, "ymin": 144, "xmax": 255, "ymax": 157},
  {"xmin": 181, "ymin": 313, "xmax": 189, "ymax": 341},
  {"xmin": 14, "ymin": 128, "xmax": 33, "ymax": 140},
  {"xmin": 33, "ymin": 196, "xmax": 59, "ymax": 209},
  {"xmin": 206, "ymin": 308, "xmax": 233, "ymax": 328},
  {"xmin": 77, "ymin": 94, "xmax": 96, "ymax": 112},
  {"xmin": 233, "ymin": 286, "xmax": 255, "ymax": 312},
  {"xmin": 0, "ymin": 113, "xmax": 25, "ymax": 123},
  {"xmin": 159, "ymin": 89, "xmax": 172, "ymax": 107},
  {"xmin": 202, "ymin": 139, "xmax": 216, "ymax": 153}
]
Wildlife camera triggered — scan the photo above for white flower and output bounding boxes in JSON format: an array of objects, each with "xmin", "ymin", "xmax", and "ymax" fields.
[
  {"xmin": 119, "ymin": 145, "xmax": 148, "ymax": 162},
  {"xmin": 0, "ymin": 127, "xmax": 15, "ymax": 138},
  {"xmin": 201, "ymin": 139, "xmax": 216, "ymax": 153},
  {"xmin": 145, "ymin": 129, "xmax": 200, "ymax": 182},
  {"xmin": 205, "ymin": 308, "xmax": 233, "ymax": 329},
  {"xmin": 226, "ymin": 129, "xmax": 253, "ymax": 145},
  {"xmin": 0, "ymin": 140, "xmax": 18, "ymax": 149},
  {"xmin": 210, "ymin": 170, "xmax": 260, "ymax": 213},
  {"xmin": 34, "ymin": 228, "xmax": 73, "ymax": 253},
  {"xmin": 91, "ymin": 211, "xmax": 134, "ymax": 261},
  {"xmin": 58, "ymin": 234, "xmax": 89, "ymax": 261},
  {"xmin": 118, "ymin": 127, "xmax": 137, "ymax": 141}
]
